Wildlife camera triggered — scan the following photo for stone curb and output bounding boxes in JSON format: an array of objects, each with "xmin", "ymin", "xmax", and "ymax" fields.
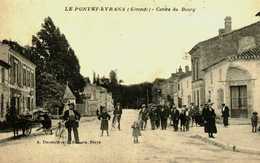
[{"xmin": 189, "ymin": 134, "xmax": 260, "ymax": 155}]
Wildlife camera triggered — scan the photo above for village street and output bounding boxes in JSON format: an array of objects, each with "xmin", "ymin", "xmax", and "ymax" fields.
[{"xmin": 1, "ymin": 109, "xmax": 260, "ymax": 163}]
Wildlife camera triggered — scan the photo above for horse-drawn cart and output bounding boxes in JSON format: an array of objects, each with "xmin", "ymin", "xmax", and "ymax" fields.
[{"xmin": 6, "ymin": 113, "xmax": 40, "ymax": 137}]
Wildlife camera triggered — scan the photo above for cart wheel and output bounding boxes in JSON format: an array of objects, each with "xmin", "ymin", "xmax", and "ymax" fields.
[{"xmin": 24, "ymin": 128, "xmax": 32, "ymax": 136}]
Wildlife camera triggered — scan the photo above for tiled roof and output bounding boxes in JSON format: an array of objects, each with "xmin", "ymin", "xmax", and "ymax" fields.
[
  {"xmin": 189, "ymin": 21, "xmax": 260, "ymax": 54},
  {"xmin": 63, "ymin": 85, "xmax": 76, "ymax": 100},
  {"xmin": 228, "ymin": 47, "xmax": 260, "ymax": 61}
]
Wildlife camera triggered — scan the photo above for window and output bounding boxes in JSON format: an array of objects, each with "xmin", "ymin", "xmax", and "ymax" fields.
[
  {"xmin": 10, "ymin": 57, "xmax": 14, "ymax": 84},
  {"xmin": 196, "ymin": 90, "xmax": 200, "ymax": 106},
  {"xmin": 28, "ymin": 71, "xmax": 31, "ymax": 87},
  {"xmin": 195, "ymin": 59, "xmax": 199, "ymax": 80},
  {"xmin": 31, "ymin": 99, "xmax": 34, "ymax": 110},
  {"xmin": 22, "ymin": 96, "xmax": 25, "ymax": 111},
  {"xmin": 26, "ymin": 70, "xmax": 30, "ymax": 87},
  {"xmin": 1, "ymin": 68, "xmax": 5, "ymax": 83},
  {"xmin": 27, "ymin": 97, "xmax": 31, "ymax": 110},
  {"xmin": 192, "ymin": 59, "xmax": 195, "ymax": 80},
  {"xmin": 17, "ymin": 62, "xmax": 22, "ymax": 87},
  {"xmin": 31, "ymin": 72, "xmax": 34, "ymax": 88},
  {"xmin": 23, "ymin": 67, "xmax": 26, "ymax": 86},
  {"xmin": 14, "ymin": 61, "xmax": 18, "ymax": 84}
]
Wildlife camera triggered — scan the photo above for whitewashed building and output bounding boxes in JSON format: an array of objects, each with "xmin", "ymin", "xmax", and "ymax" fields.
[
  {"xmin": 83, "ymin": 84, "xmax": 114, "ymax": 116},
  {"xmin": 177, "ymin": 71, "xmax": 192, "ymax": 107},
  {"xmin": 204, "ymin": 46, "xmax": 260, "ymax": 117},
  {"xmin": 189, "ymin": 17, "xmax": 260, "ymax": 118}
]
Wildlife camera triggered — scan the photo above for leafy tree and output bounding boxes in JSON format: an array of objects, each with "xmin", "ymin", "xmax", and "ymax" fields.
[
  {"xmin": 2, "ymin": 17, "xmax": 86, "ymax": 108},
  {"xmin": 109, "ymin": 70, "xmax": 118, "ymax": 84},
  {"xmin": 32, "ymin": 17, "xmax": 86, "ymax": 103},
  {"xmin": 37, "ymin": 72, "xmax": 64, "ymax": 108}
]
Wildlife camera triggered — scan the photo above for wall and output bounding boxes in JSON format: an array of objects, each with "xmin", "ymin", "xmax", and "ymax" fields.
[
  {"xmin": 0, "ymin": 65, "xmax": 10, "ymax": 121},
  {"xmin": 204, "ymin": 59, "xmax": 260, "ymax": 117},
  {"xmin": 192, "ymin": 21, "xmax": 260, "ymax": 74},
  {"xmin": 83, "ymin": 84, "xmax": 114, "ymax": 116},
  {"xmin": 190, "ymin": 21, "xmax": 260, "ymax": 110},
  {"xmin": 178, "ymin": 75, "xmax": 192, "ymax": 107}
]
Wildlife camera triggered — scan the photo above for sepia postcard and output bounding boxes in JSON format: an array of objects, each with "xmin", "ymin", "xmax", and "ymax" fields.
[{"xmin": 0, "ymin": 0, "xmax": 260, "ymax": 163}]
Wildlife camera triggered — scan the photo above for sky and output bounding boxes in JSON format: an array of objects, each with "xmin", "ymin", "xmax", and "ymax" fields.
[{"xmin": 0, "ymin": 0, "xmax": 259, "ymax": 84}]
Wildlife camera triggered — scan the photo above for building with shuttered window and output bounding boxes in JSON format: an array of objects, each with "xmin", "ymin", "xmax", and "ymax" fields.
[{"xmin": 0, "ymin": 43, "xmax": 36, "ymax": 121}]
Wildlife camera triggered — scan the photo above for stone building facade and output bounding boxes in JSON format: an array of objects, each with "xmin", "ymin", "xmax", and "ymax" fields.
[
  {"xmin": 152, "ymin": 66, "xmax": 192, "ymax": 107},
  {"xmin": 189, "ymin": 17, "xmax": 260, "ymax": 117},
  {"xmin": 0, "ymin": 54, "xmax": 11, "ymax": 121},
  {"xmin": 177, "ymin": 71, "xmax": 192, "ymax": 108},
  {"xmin": 204, "ymin": 47, "xmax": 260, "ymax": 117},
  {"xmin": 82, "ymin": 84, "xmax": 114, "ymax": 116},
  {"xmin": 0, "ymin": 43, "xmax": 36, "ymax": 121}
]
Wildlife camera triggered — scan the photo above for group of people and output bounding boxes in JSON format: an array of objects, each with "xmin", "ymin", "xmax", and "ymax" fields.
[
  {"xmin": 137, "ymin": 102, "xmax": 220, "ymax": 138},
  {"xmin": 42, "ymin": 100, "xmax": 259, "ymax": 144},
  {"xmin": 138, "ymin": 103, "xmax": 200, "ymax": 131},
  {"xmin": 96, "ymin": 102, "xmax": 123, "ymax": 136}
]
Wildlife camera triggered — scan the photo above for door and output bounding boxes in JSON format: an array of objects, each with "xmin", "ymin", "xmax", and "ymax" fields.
[
  {"xmin": 230, "ymin": 86, "xmax": 248, "ymax": 118},
  {"xmin": 11, "ymin": 97, "xmax": 20, "ymax": 115}
]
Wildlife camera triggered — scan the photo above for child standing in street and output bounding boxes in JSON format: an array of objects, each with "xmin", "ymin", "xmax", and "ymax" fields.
[
  {"xmin": 131, "ymin": 121, "xmax": 141, "ymax": 144},
  {"xmin": 251, "ymin": 112, "xmax": 258, "ymax": 133},
  {"xmin": 98, "ymin": 106, "xmax": 111, "ymax": 136}
]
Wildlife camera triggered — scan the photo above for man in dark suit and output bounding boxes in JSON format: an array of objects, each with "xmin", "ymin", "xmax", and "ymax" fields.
[
  {"xmin": 160, "ymin": 105, "xmax": 169, "ymax": 130},
  {"xmin": 170, "ymin": 105, "xmax": 179, "ymax": 131},
  {"xmin": 221, "ymin": 103, "xmax": 230, "ymax": 127},
  {"xmin": 63, "ymin": 103, "xmax": 81, "ymax": 144}
]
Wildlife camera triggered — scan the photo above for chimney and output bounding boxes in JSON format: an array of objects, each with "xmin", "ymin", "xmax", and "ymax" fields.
[
  {"xmin": 185, "ymin": 65, "xmax": 189, "ymax": 72},
  {"xmin": 178, "ymin": 66, "xmax": 183, "ymax": 73},
  {"xmin": 224, "ymin": 16, "xmax": 232, "ymax": 33},
  {"xmin": 218, "ymin": 28, "xmax": 225, "ymax": 36}
]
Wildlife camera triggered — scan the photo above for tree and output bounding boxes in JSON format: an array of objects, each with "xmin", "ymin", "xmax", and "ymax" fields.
[
  {"xmin": 3, "ymin": 17, "xmax": 87, "ymax": 108},
  {"xmin": 109, "ymin": 70, "xmax": 118, "ymax": 85},
  {"xmin": 37, "ymin": 72, "xmax": 64, "ymax": 108},
  {"xmin": 32, "ymin": 17, "xmax": 86, "ymax": 103}
]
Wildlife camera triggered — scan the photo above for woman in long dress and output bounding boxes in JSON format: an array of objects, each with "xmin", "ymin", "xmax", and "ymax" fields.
[
  {"xmin": 98, "ymin": 106, "xmax": 111, "ymax": 136},
  {"xmin": 203, "ymin": 103, "xmax": 217, "ymax": 138}
]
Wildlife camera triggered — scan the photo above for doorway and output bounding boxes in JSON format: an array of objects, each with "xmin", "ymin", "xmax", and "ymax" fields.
[{"xmin": 230, "ymin": 85, "xmax": 248, "ymax": 118}]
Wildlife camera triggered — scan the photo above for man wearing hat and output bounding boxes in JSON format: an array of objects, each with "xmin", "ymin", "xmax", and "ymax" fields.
[
  {"xmin": 149, "ymin": 104, "xmax": 157, "ymax": 130},
  {"xmin": 251, "ymin": 112, "xmax": 258, "ymax": 133},
  {"xmin": 139, "ymin": 104, "xmax": 149, "ymax": 130},
  {"xmin": 160, "ymin": 105, "xmax": 169, "ymax": 130},
  {"xmin": 221, "ymin": 103, "xmax": 230, "ymax": 127},
  {"xmin": 170, "ymin": 104, "xmax": 179, "ymax": 131},
  {"xmin": 63, "ymin": 103, "xmax": 81, "ymax": 144}
]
